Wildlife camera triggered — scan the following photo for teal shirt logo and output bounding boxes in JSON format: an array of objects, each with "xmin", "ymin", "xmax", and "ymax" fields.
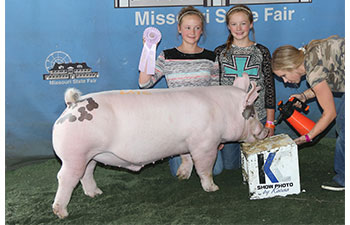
[{"xmin": 223, "ymin": 55, "xmax": 259, "ymax": 78}]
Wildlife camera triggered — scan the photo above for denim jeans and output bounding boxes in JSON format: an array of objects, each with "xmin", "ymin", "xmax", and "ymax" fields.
[
  {"xmin": 220, "ymin": 142, "xmax": 241, "ymax": 170},
  {"xmin": 333, "ymin": 94, "xmax": 345, "ymax": 186}
]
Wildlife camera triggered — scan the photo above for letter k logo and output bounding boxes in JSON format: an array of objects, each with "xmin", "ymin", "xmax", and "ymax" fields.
[{"xmin": 264, "ymin": 152, "xmax": 292, "ymax": 183}]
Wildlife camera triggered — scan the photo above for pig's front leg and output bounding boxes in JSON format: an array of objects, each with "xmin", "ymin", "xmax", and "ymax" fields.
[
  {"xmin": 176, "ymin": 153, "xmax": 194, "ymax": 180},
  {"xmin": 190, "ymin": 146, "xmax": 219, "ymax": 192},
  {"xmin": 80, "ymin": 160, "xmax": 103, "ymax": 198}
]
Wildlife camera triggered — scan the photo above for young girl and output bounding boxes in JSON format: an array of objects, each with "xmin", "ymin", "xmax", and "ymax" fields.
[
  {"xmin": 272, "ymin": 35, "xmax": 345, "ymax": 191},
  {"xmin": 214, "ymin": 5, "xmax": 276, "ymax": 170},
  {"xmin": 138, "ymin": 6, "xmax": 224, "ymax": 178}
]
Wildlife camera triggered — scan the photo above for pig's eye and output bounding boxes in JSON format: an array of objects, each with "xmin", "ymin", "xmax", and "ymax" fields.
[
  {"xmin": 242, "ymin": 105, "xmax": 255, "ymax": 120},
  {"xmin": 250, "ymin": 107, "xmax": 255, "ymax": 117}
]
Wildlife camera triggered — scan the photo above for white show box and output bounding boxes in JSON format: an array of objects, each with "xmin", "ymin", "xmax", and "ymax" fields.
[{"xmin": 241, "ymin": 134, "xmax": 301, "ymax": 200}]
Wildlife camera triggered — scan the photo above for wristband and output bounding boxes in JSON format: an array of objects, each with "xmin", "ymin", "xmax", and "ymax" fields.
[
  {"xmin": 265, "ymin": 122, "xmax": 275, "ymax": 129},
  {"xmin": 266, "ymin": 120, "xmax": 274, "ymax": 125},
  {"xmin": 305, "ymin": 134, "xmax": 311, "ymax": 142}
]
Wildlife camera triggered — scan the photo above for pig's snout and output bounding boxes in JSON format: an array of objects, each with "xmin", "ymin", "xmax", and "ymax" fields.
[{"xmin": 254, "ymin": 127, "xmax": 269, "ymax": 140}]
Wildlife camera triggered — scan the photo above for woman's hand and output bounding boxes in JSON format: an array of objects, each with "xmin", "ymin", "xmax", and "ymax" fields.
[
  {"xmin": 294, "ymin": 135, "xmax": 308, "ymax": 145},
  {"xmin": 290, "ymin": 93, "xmax": 307, "ymax": 103},
  {"xmin": 290, "ymin": 88, "xmax": 316, "ymax": 108},
  {"xmin": 290, "ymin": 93, "xmax": 306, "ymax": 108}
]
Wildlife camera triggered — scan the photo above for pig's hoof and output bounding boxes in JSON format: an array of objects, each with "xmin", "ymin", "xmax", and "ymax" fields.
[
  {"xmin": 206, "ymin": 184, "xmax": 219, "ymax": 192},
  {"xmin": 202, "ymin": 182, "xmax": 219, "ymax": 192},
  {"xmin": 177, "ymin": 171, "xmax": 191, "ymax": 180},
  {"xmin": 176, "ymin": 166, "xmax": 192, "ymax": 180},
  {"xmin": 52, "ymin": 204, "xmax": 68, "ymax": 219},
  {"xmin": 85, "ymin": 188, "xmax": 103, "ymax": 198}
]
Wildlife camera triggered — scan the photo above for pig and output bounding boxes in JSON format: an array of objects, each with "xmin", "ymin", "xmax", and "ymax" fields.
[{"xmin": 51, "ymin": 74, "xmax": 268, "ymax": 219}]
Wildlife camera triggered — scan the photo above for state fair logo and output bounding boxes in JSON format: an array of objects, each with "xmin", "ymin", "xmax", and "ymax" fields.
[{"xmin": 43, "ymin": 51, "xmax": 99, "ymax": 85}]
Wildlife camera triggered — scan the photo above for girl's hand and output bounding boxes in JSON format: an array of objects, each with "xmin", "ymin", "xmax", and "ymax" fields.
[
  {"xmin": 264, "ymin": 118, "xmax": 275, "ymax": 137},
  {"xmin": 267, "ymin": 127, "xmax": 274, "ymax": 137}
]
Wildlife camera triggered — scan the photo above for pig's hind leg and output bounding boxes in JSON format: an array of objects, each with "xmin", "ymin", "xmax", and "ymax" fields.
[
  {"xmin": 52, "ymin": 159, "xmax": 88, "ymax": 219},
  {"xmin": 190, "ymin": 146, "xmax": 219, "ymax": 192},
  {"xmin": 80, "ymin": 159, "xmax": 103, "ymax": 197},
  {"xmin": 176, "ymin": 153, "xmax": 194, "ymax": 179}
]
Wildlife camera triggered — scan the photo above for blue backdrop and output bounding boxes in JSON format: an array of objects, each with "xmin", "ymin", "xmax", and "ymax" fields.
[{"xmin": 5, "ymin": 0, "xmax": 345, "ymax": 169}]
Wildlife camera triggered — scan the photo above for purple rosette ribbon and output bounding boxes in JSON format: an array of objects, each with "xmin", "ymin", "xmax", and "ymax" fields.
[{"xmin": 138, "ymin": 27, "xmax": 162, "ymax": 74}]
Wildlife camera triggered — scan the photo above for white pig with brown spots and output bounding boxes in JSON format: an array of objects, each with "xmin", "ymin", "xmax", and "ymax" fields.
[{"xmin": 52, "ymin": 73, "xmax": 268, "ymax": 218}]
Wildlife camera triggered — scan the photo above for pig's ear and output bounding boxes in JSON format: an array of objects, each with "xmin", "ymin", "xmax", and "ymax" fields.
[
  {"xmin": 244, "ymin": 81, "xmax": 261, "ymax": 107},
  {"xmin": 233, "ymin": 73, "xmax": 250, "ymax": 92}
]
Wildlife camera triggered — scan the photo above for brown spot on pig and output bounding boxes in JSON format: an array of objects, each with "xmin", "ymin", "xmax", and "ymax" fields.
[
  {"xmin": 86, "ymin": 97, "xmax": 99, "ymax": 111},
  {"xmin": 78, "ymin": 107, "xmax": 93, "ymax": 121},
  {"xmin": 56, "ymin": 113, "xmax": 77, "ymax": 124}
]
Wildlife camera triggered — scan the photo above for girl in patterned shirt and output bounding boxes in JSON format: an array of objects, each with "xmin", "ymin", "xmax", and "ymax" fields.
[
  {"xmin": 139, "ymin": 6, "xmax": 224, "ymax": 178},
  {"xmin": 214, "ymin": 5, "xmax": 276, "ymax": 170},
  {"xmin": 272, "ymin": 35, "xmax": 345, "ymax": 191}
]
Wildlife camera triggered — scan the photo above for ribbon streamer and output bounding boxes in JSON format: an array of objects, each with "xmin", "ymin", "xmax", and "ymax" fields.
[{"xmin": 138, "ymin": 27, "xmax": 162, "ymax": 74}]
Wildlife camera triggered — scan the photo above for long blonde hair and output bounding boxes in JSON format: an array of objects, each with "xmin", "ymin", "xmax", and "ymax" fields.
[
  {"xmin": 271, "ymin": 35, "xmax": 338, "ymax": 71},
  {"xmin": 225, "ymin": 5, "xmax": 255, "ymax": 53}
]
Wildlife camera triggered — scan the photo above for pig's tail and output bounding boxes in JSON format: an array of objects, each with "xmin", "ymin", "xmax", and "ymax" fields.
[{"xmin": 64, "ymin": 88, "xmax": 82, "ymax": 106}]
